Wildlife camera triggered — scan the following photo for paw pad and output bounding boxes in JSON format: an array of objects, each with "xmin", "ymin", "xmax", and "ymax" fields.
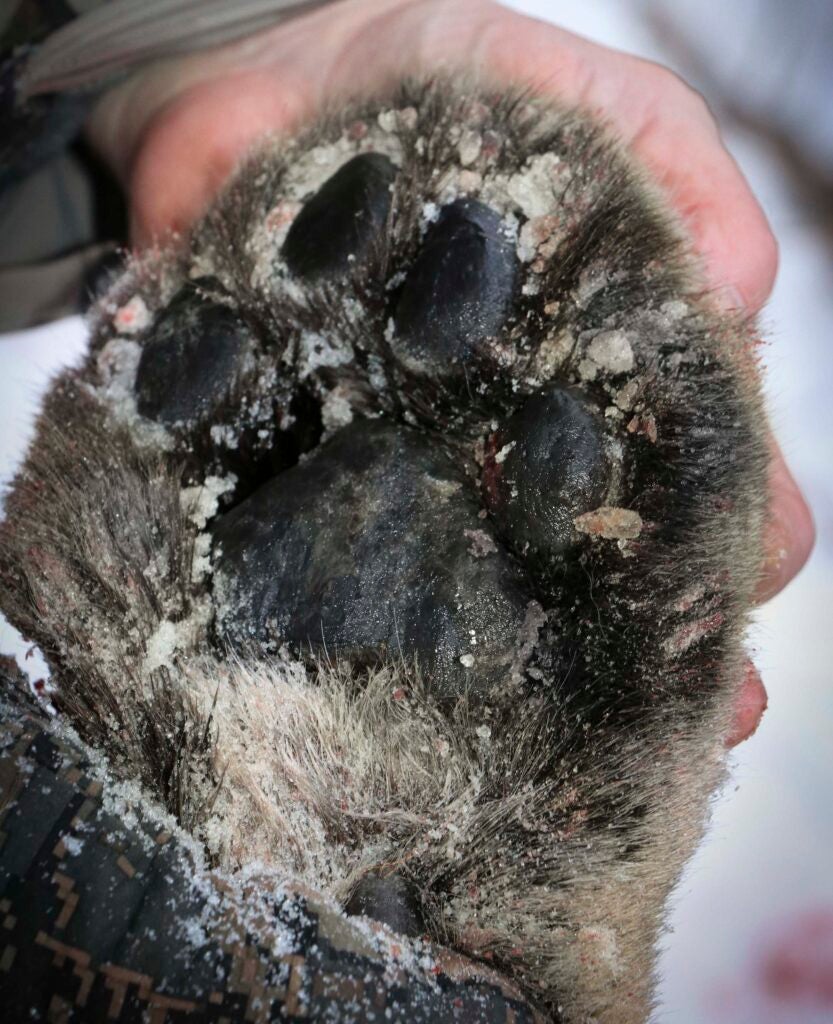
[
  {"xmin": 83, "ymin": 85, "xmax": 764, "ymax": 710},
  {"xmin": 283, "ymin": 152, "xmax": 397, "ymax": 278},
  {"xmin": 212, "ymin": 420, "xmax": 533, "ymax": 699},
  {"xmin": 483, "ymin": 388, "xmax": 611, "ymax": 562},
  {"xmin": 73, "ymin": 84, "xmax": 767, "ymax": 710},
  {"xmin": 0, "ymin": 81, "xmax": 768, "ymax": 1023},
  {"xmin": 391, "ymin": 197, "xmax": 520, "ymax": 380},
  {"xmin": 135, "ymin": 279, "xmax": 254, "ymax": 426}
]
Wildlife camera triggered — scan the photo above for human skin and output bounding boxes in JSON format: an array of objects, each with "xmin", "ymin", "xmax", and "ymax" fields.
[{"xmin": 85, "ymin": 0, "xmax": 814, "ymax": 744}]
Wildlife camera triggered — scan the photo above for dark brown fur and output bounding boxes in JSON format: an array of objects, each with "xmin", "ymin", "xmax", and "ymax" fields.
[{"xmin": 0, "ymin": 80, "xmax": 768, "ymax": 1022}]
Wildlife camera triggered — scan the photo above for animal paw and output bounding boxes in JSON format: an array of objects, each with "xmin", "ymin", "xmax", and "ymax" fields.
[{"xmin": 0, "ymin": 81, "xmax": 768, "ymax": 1024}]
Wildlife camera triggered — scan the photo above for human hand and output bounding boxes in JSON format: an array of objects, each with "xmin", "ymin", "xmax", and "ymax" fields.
[{"xmin": 86, "ymin": 0, "xmax": 814, "ymax": 745}]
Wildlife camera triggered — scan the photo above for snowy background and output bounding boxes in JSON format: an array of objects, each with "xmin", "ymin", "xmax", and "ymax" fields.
[{"xmin": 2, "ymin": 1, "xmax": 832, "ymax": 1021}]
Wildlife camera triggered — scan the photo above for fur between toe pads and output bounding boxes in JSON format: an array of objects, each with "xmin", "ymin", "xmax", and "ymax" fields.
[{"xmin": 0, "ymin": 79, "xmax": 767, "ymax": 1023}]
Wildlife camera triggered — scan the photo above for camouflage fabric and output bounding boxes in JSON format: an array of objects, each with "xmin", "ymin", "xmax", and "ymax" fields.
[
  {"xmin": 0, "ymin": 1, "xmax": 330, "ymax": 196},
  {"xmin": 0, "ymin": 663, "xmax": 540, "ymax": 1023},
  {"xmin": 0, "ymin": 0, "xmax": 103, "ymax": 50},
  {"xmin": 0, "ymin": 0, "xmax": 107, "ymax": 197}
]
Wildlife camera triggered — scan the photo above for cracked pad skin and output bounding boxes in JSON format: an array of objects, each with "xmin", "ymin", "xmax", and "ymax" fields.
[{"xmin": 0, "ymin": 80, "xmax": 768, "ymax": 1024}]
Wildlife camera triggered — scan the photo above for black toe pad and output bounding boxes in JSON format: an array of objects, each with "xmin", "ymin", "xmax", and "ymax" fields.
[
  {"xmin": 392, "ymin": 198, "xmax": 519, "ymax": 380},
  {"xmin": 484, "ymin": 389, "xmax": 611, "ymax": 562},
  {"xmin": 283, "ymin": 153, "xmax": 397, "ymax": 279},
  {"xmin": 135, "ymin": 281, "xmax": 254, "ymax": 426},
  {"xmin": 345, "ymin": 874, "xmax": 424, "ymax": 938}
]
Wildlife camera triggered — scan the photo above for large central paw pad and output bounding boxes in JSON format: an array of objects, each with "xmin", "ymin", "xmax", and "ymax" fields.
[{"xmin": 212, "ymin": 419, "xmax": 536, "ymax": 698}]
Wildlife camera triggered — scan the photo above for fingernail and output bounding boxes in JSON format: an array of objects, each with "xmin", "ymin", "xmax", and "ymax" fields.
[
  {"xmin": 713, "ymin": 283, "xmax": 748, "ymax": 313},
  {"xmin": 726, "ymin": 660, "xmax": 767, "ymax": 748},
  {"xmin": 756, "ymin": 515, "xmax": 791, "ymax": 602},
  {"xmin": 754, "ymin": 454, "xmax": 815, "ymax": 604}
]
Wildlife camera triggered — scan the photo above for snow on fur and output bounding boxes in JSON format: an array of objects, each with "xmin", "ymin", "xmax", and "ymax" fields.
[{"xmin": 0, "ymin": 79, "xmax": 767, "ymax": 1023}]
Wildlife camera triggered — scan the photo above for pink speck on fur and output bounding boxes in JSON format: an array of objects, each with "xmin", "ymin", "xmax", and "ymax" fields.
[{"xmin": 114, "ymin": 295, "xmax": 150, "ymax": 334}]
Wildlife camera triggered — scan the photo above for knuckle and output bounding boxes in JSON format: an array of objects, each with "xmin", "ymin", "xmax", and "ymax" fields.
[{"xmin": 426, "ymin": 0, "xmax": 496, "ymax": 20}]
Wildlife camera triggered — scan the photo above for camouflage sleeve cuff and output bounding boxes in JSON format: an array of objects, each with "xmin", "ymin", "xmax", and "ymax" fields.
[{"xmin": 0, "ymin": 663, "xmax": 539, "ymax": 1023}]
